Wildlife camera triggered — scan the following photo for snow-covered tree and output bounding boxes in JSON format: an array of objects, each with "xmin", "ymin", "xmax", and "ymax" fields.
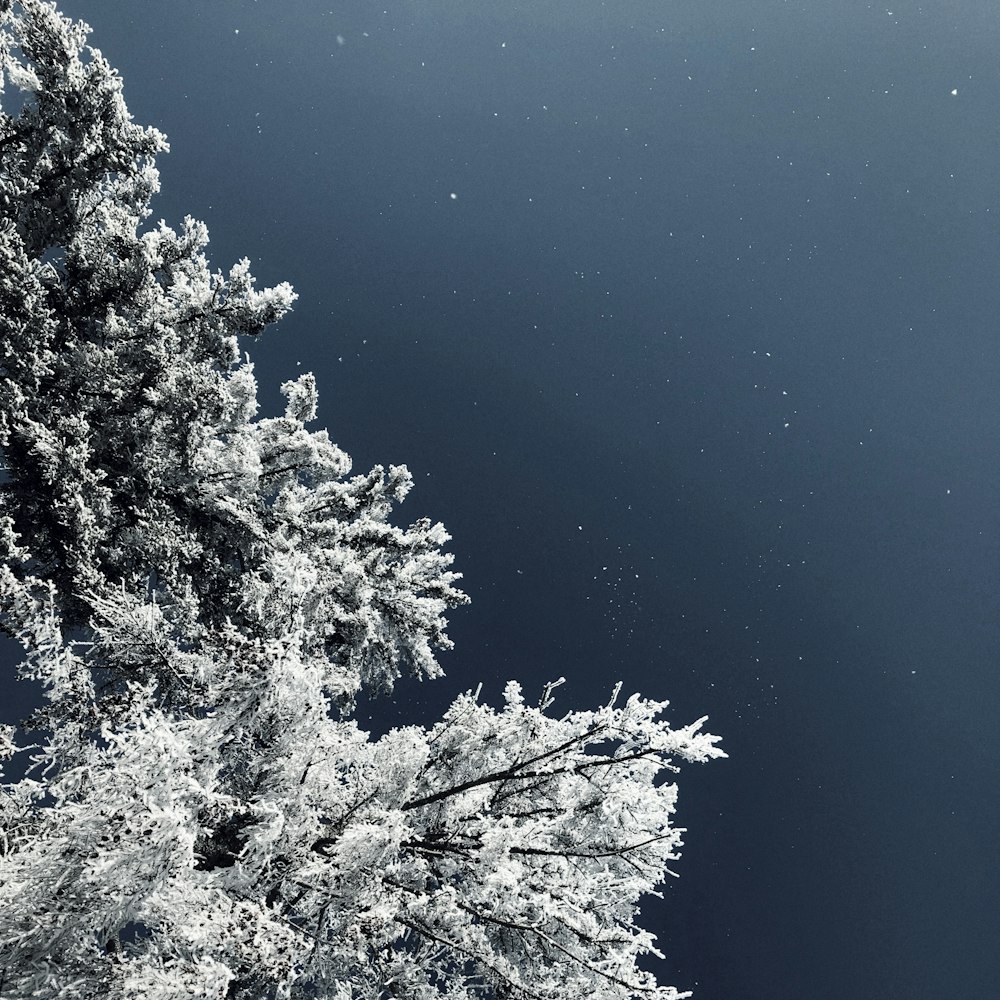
[{"xmin": 0, "ymin": 3, "xmax": 725, "ymax": 998}]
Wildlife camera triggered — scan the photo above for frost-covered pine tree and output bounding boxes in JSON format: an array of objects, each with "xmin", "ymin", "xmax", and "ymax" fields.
[{"xmin": 0, "ymin": 3, "xmax": 725, "ymax": 998}]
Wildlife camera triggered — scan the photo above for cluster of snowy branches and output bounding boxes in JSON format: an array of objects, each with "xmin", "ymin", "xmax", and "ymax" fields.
[{"xmin": 0, "ymin": 2, "xmax": 724, "ymax": 998}]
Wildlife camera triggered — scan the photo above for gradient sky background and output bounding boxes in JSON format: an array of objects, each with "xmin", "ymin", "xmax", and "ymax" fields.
[{"xmin": 4, "ymin": 2, "xmax": 999, "ymax": 998}]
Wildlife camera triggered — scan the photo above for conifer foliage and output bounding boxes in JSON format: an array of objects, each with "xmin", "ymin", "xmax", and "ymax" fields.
[{"xmin": 0, "ymin": 3, "xmax": 724, "ymax": 997}]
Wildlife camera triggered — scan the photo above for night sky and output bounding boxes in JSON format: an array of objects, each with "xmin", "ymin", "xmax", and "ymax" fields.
[{"xmin": 4, "ymin": 2, "xmax": 1000, "ymax": 998}]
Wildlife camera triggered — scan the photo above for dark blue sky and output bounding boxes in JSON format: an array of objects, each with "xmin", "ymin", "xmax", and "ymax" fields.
[{"xmin": 6, "ymin": 3, "xmax": 1000, "ymax": 998}]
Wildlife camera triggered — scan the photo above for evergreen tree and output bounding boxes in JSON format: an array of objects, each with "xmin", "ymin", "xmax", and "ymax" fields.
[{"xmin": 0, "ymin": 3, "xmax": 724, "ymax": 997}]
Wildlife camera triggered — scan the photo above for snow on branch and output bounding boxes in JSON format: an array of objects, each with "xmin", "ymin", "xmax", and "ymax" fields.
[{"xmin": 0, "ymin": 3, "xmax": 723, "ymax": 998}]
